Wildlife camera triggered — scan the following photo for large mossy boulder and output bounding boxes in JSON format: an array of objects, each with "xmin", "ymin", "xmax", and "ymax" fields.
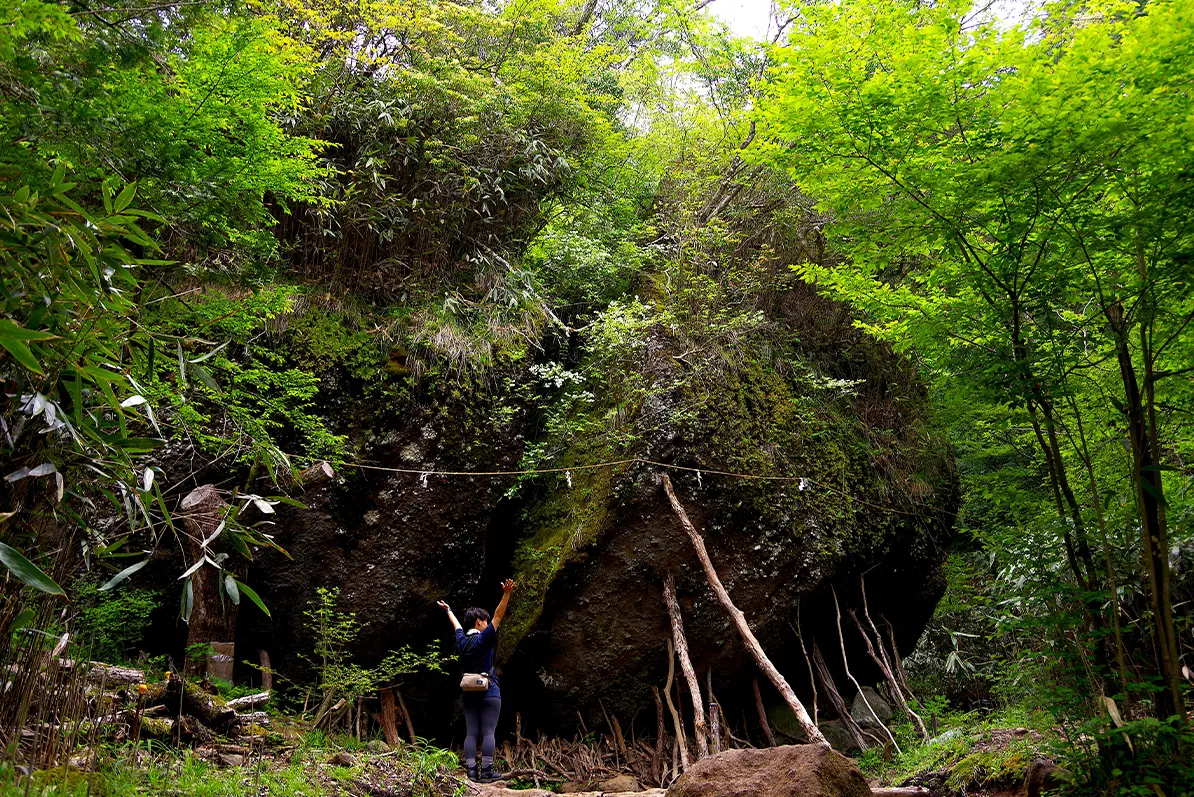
[
  {"xmin": 496, "ymin": 325, "xmax": 957, "ymax": 729},
  {"xmin": 245, "ymin": 289, "xmax": 958, "ymax": 737}
]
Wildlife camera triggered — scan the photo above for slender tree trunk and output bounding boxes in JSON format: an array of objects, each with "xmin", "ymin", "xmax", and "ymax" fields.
[
  {"xmin": 662, "ymin": 475, "xmax": 827, "ymax": 746},
  {"xmin": 1108, "ymin": 301, "xmax": 1185, "ymax": 720}
]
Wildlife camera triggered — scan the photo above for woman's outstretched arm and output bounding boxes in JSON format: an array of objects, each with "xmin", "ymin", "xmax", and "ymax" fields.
[
  {"xmin": 438, "ymin": 600, "xmax": 463, "ymax": 631},
  {"xmin": 491, "ymin": 579, "xmax": 515, "ymax": 629}
]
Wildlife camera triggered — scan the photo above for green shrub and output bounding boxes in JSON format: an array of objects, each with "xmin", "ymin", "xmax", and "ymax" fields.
[{"xmin": 73, "ymin": 583, "xmax": 159, "ymax": 664}]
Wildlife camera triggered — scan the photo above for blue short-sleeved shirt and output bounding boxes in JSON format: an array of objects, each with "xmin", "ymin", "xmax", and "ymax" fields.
[{"xmin": 455, "ymin": 625, "xmax": 500, "ymax": 700}]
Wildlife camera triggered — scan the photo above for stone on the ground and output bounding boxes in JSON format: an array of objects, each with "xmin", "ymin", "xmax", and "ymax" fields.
[
  {"xmin": 329, "ymin": 751, "xmax": 357, "ymax": 767},
  {"xmin": 817, "ymin": 720, "xmax": 858, "ymax": 753},
  {"xmin": 851, "ymin": 687, "xmax": 893, "ymax": 729},
  {"xmin": 601, "ymin": 774, "xmax": 643, "ymax": 792},
  {"xmin": 667, "ymin": 745, "xmax": 871, "ymax": 797},
  {"xmin": 1025, "ymin": 758, "xmax": 1067, "ymax": 797},
  {"xmin": 366, "ymin": 739, "xmax": 390, "ymax": 753},
  {"xmin": 559, "ymin": 782, "xmax": 591, "ymax": 794},
  {"xmin": 217, "ymin": 753, "xmax": 245, "ymax": 767}
]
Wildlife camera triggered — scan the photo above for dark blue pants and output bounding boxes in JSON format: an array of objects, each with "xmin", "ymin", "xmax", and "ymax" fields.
[{"xmin": 463, "ymin": 696, "xmax": 501, "ymax": 767}]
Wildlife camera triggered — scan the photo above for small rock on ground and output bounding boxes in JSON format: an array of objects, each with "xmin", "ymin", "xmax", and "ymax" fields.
[{"xmin": 329, "ymin": 752, "xmax": 357, "ymax": 767}]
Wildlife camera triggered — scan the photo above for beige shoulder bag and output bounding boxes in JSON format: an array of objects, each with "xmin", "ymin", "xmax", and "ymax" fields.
[{"xmin": 460, "ymin": 672, "xmax": 490, "ymax": 692}]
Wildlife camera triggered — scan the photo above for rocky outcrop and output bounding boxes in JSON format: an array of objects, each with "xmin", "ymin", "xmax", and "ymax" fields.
[
  {"xmin": 240, "ymin": 290, "xmax": 958, "ymax": 739},
  {"xmin": 667, "ymin": 746, "xmax": 872, "ymax": 797},
  {"xmin": 498, "ymin": 325, "xmax": 957, "ymax": 731}
]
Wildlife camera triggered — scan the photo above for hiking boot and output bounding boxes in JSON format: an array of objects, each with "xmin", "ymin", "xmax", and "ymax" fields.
[
  {"xmin": 479, "ymin": 764, "xmax": 505, "ymax": 783},
  {"xmin": 465, "ymin": 764, "xmax": 480, "ymax": 782}
]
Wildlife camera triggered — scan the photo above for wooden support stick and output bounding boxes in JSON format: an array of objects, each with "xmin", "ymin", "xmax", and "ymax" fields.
[
  {"xmin": 752, "ymin": 678, "xmax": 776, "ymax": 747},
  {"xmin": 396, "ymin": 688, "xmax": 416, "ymax": 743},
  {"xmin": 662, "ymin": 640, "xmax": 689, "ymax": 772},
  {"xmin": 651, "ymin": 686, "xmax": 666, "ymax": 785},
  {"xmin": 860, "ymin": 575, "xmax": 927, "ymax": 739},
  {"xmin": 832, "ymin": 587, "xmax": 899, "ymax": 753},
  {"xmin": 811, "ymin": 642, "xmax": 867, "ymax": 750},
  {"xmin": 663, "ymin": 475, "xmax": 827, "ymax": 746},
  {"xmin": 709, "ymin": 702, "xmax": 722, "ymax": 754},
  {"xmin": 794, "ymin": 604, "xmax": 819, "ymax": 726},
  {"xmin": 663, "ymin": 573, "xmax": 709, "ymax": 758},
  {"xmin": 849, "ymin": 609, "xmax": 928, "ymax": 740}
]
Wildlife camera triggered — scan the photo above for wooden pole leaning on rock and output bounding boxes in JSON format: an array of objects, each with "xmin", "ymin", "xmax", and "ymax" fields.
[
  {"xmin": 662, "ymin": 640, "xmax": 690, "ymax": 772},
  {"xmin": 848, "ymin": 608, "xmax": 928, "ymax": 741},
  {"xmin": 811, "ymin": 642, "xmax": 867, "ymax": 751},
  {"xmin": 662, "ymin": 475, "xmax": 828, "ymax": 746},
  {"xmin": 663, "ymin": 573, "xmax": 709, "ymax": 759},
  {"xmin": 752, "ymin": 678, "xmax": 777, "ymax": 747}
]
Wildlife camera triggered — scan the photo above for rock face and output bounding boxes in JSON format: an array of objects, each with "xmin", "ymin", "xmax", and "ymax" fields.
[
  {"xmin": 852, "ymin": 687, "xmax": 893, "ymax": 729},
  {"xmin": 667, "ymin": 745, "xmax": 872, "ymax": 797},
  {"xmin": 242, "ymin": 288, "xmax": 958, "ymax": 739}
]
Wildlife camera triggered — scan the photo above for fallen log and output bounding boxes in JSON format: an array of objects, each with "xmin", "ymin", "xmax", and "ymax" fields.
[
  {"xmin": 234, "ymin": 711, "xmax": 269, "ymax": 727},
  {"xmin": 161, "ymin": 675, "xmax": 237, "ymax": 731},
  {"xmin": 226, "ymin": 691, "xmax": 270, "ymax": 711},
  {"xmin": 7, "ymin": 660, "xmax": 145, "ymax": 685},
  {"xmin": 662, "ymin": 474, "xmax": 827, "ymax": 747}
]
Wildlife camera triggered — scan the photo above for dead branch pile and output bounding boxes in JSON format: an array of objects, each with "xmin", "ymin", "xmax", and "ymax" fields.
[{"xmin": 1, "ymin": 658, "xmax": 272, "ymax": 769}]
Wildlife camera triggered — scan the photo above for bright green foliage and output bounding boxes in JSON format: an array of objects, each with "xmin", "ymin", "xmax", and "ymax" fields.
[
  {"xmin": 301, "ymin": 587, "xmax": 446, "ymax": 718},
  {"xmin": 0, "ymin": 170, "xmax": 169, "ymax": 598},
  {"xmin": 73, "ymin": 582, "xmax": 160, "ymax": 664},
  {"xmin": 0, "ymin": 1, "xmax": 325, "ymax": 261},
  {"xmin": 760, "ymin": 0, "xmax": 1194, "ymax": 726}
]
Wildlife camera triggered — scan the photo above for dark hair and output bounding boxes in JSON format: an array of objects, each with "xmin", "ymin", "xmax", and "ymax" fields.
[{"xmin": 463, "ymin": 607, "xmax": 491, "ymax": 628}]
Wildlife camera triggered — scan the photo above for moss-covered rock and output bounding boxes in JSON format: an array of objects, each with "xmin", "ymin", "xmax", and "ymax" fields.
[{"xmin": 496, "ymin": 324, "xmax": 957, "ymax": 729}]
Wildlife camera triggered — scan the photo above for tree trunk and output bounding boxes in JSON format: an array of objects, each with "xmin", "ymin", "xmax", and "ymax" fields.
[
  {"xmin": 1108, "ymin": 302, "xmax": 1185, "ymax": 719},
  {"xmin": 379, "ymin": 688, "xmax": 401, "ymax": 746},
  {"xmin": 662, "ymin": 475, "xmax": 827, "ymax": 746},
  {"xmin": 180, "ymin": 485, "xmax": 239, "ymax": 678}
]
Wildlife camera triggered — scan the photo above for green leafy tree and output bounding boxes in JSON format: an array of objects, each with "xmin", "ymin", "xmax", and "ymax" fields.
[{"xmin": 758, "ymin": 0, "xmax": 1194, "ymax": 719}]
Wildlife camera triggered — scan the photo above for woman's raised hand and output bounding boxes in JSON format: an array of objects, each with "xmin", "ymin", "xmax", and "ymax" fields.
[
  {"xmin": 501, "ymin": 579, "xmax": 515, "ymax": 594},
  {"xmin": 437, "ymin": 600, "xmax": 451, "ymax": 611}
]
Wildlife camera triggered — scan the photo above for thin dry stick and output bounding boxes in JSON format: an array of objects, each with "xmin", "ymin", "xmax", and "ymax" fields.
[
  {"xmin": 849, "ymin": 607, "xmax": 928, "ymax": 740},
  {"xmin": 663, "ymin": 573, "xmax": 709, "ymax": 758},
  {"xmin": 662, "ymin": 475, "xmax": 827, "ymax": 746},
  {"xmin": 651, "ymin": 686, "xmax": 665, "ymax": 785},
  {"xmin": 793, "ymin": 605, "xmax": 819, "ymax": 727},
  {"xmin": 883, "ymin": 620, "xmax": 914, "ymax": 699},
  {"xmin": 859, "ymin": 575, "xmax": 928, "ymax": 739},
  {"xmin": 662, "ymin": 640, "xmax": 689, "ymax": 772},
  {"xmin": 832, "ymin": 587, "xmax": 899, "ymax": 754},
  {"xmin": 812, "ymin": 642, "xmax": 867, "ymax": 751},
  {"xmin": 751, "ymin": 678, "xmax": 776, "ymax": 747}
]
